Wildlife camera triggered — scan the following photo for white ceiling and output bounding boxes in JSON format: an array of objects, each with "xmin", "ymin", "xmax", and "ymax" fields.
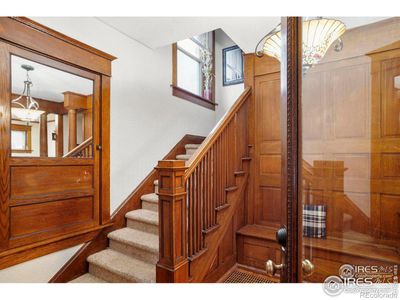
[
  {"xmin": 12, "ymin": 55, "xmax": 93, "ymax": 102},
  {"xmin": 97, "ymin": 17, "xmax": 280, "ymax": 53},
  {"xmin": 98, "ymin": 17, "xmax": 390, "ymax": 53}
]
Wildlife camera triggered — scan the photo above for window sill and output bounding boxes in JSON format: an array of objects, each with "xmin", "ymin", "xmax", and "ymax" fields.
[
  {"xmin": 171, "ymin": 85, "xmax": 217, "ymax": 111},
  {"xmin": 12, "ymin": 149, "xmax": 33, "ymax": 153}
]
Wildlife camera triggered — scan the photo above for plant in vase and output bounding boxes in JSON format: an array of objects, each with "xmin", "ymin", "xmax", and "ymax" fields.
[{"xmin": 200, "ymin": 48, "xmax": 214, "ymax": 100}]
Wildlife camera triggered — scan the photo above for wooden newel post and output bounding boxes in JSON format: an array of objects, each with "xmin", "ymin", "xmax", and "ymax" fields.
[{"xmin": 156, "ymin": 160, "xmax": 189, "ymax": 283}]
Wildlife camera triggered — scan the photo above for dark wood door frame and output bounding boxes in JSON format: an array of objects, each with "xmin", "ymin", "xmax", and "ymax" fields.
[
  {"xmin": 0, "ymin": 17, "xmax": 116, "ymax": 270},
  {"xmin": 280, "ymin": 17, "xmax": 302, "ymax": 283}
]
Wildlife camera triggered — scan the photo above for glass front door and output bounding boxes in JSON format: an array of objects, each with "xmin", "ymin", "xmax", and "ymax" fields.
[{"xmin": 300, "ymin": 17, "xmax": 400, "ymax": 287}]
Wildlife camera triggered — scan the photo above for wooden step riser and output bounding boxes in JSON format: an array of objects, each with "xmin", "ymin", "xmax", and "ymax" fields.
[
  {"xmin": 89, "ymin": 264, "xmax": 137, "ymax": 283},
  {"xmin": 142, "ymin": 201, "xmax": 158, "ymax": 212},
  {"xmin": 109, "ymin": 240, "xmax": 158, "ymax": 265},
  {"xmin": 127, "ymin": 219, "xmax": 159, "ymax": 235}
]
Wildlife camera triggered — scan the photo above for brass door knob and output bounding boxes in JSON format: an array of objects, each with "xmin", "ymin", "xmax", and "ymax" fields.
[
  {"xmin": 265, "ymin": 260, "xmax": 283, "ymax": 275},
  {"xmin": 302, "ymin": 259, "xmax": 314, "ymax": 276}
]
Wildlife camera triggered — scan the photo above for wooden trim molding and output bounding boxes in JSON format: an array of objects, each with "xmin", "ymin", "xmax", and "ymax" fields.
[
  {"xmin": 280, "ymin": 17, "xmax": 302, "ymax": 283},
  {"xmin": 0, "ymin": 17, "xmax": 116, "ymax": 76},
  {"xmin": 49, "ymin": 134, "xmax": 205, "ymax": 283},
  {"xmin": 11, "ymin": 17, "xmax": 116, "ymax": 61},
  {"xmin": 0, "ymin": 225, "xmax": 110, "ymax": 270},
  {"xmin": 172, "ymin": 85, "xmax": 217, "ymax": 110}
]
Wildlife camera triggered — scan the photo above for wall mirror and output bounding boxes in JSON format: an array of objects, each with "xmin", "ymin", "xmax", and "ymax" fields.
[{"xmin": 11, "ymin": 55, "xmax": 94, "ymax": 158}]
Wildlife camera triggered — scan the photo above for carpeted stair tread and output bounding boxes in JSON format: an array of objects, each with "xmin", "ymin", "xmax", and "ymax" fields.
[
  {"xmin": 185, "ymin": 144, "xmax": 201, "ymax": 149},
  {"xmin": 108, "ymin": 227, "xmax": 158, "ymax": 253},
  {"xmin": 87, "ymin": 249, "xmax": 156, "ymax": 283},
  {"xmin": 70, "ymin": 273, "xmax": 106, "ymax": 283},
  {"xmin": 141, "ymin": 193, "xmax": 158, "ymax": 203},
  {"xmin": 125, "ymin": 209, "xmax": 158, "ymax": 225},
  {"xmin": 176, "ymin": 154, "xmax": 192, "ymax": 160}
]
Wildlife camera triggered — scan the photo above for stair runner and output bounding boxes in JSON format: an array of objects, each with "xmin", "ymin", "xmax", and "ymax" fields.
[{"xmin": 70, "ymin": 144, "xmax": 201, "ymax": 283}]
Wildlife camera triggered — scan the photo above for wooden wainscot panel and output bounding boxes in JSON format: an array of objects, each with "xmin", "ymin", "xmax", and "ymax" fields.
[
  {"xmin": 237, "ymin": 232, "xmax": 281, "ymax": 272},
  {"xmin": 10, "ymin": 197, "xmax": 95, "ymax": 245},
  {"xmin": 379, "ymin": 194, "xmax": 400, "ymax": 240},
  {"xmin": 382, "ymin": 154, "xmax": 400, "ymax": 178},
  {"xmin": 254, "ymin": 55, "xmax": 280, "ymax": 77},
  {"xmin": 10, "ymin": 165, "xmax": 93, "ymax": 200}
]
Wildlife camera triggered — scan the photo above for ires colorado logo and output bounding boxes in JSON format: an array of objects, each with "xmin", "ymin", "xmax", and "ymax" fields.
[{"xmin": 323, "ymin": 264, "xmax": 398, "ymax": 297}]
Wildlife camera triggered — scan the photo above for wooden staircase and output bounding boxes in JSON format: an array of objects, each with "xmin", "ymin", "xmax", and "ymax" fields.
[
  {"xmin": 70, "ymin": 144, "xmax": 201, "ymax": 283},
  {"xmin": 52, "ymin": 88, "xmax": 252, "ymax": 283},
  {"xmin": 156, "ymin": 87, "xmax": 252, "ymax": 282}
]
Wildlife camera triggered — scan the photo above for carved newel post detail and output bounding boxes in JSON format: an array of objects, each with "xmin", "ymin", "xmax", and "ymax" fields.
[{"xmin": 155, "ymin": 160, "xmax": 189, "ymax": 283}]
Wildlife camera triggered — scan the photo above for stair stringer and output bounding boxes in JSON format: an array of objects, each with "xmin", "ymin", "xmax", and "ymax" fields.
[{"xmin": 189, "ymin": 167, "xmax": 249, "ymax": 283}]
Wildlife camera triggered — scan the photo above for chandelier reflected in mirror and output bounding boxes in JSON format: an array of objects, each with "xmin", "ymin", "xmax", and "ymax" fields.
[
  {"xmin": 257, "ymin": 17, "xmax": 346, "ymax": 71},
  {"xmin": 11, "ymin": 64, "xmax": 43, "ymax": 122}
]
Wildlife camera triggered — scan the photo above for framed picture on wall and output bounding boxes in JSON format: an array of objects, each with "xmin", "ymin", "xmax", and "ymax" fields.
[{"xmin": 223, "ymin": 45, "xmax": 244, "ymax": 86}]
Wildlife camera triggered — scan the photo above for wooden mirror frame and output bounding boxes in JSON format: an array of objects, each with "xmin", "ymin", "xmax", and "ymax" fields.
[{"xmin": 0, "ymin": 17, "xmax": 116, "ymax": 269}]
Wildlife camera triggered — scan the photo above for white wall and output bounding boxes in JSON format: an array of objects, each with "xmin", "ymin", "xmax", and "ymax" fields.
[
  {"xmin": 214, "ymin": 29, "xmax": 244, "ymax": 122},
  {"xmin": 0, "ymin": 245, "xmax": 82, "ymax": 283},
  {"xmin": 0, "ymin": 17, "xmax": 216, "ymax": 282}
]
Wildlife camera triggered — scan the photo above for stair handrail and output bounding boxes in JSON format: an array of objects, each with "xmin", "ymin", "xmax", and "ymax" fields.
[
  {"xmin": 63, "ymin": 136, "xmax": 94, "ymax": 158},
  {"xmin": 185, "ymin": 87, "xmax": 251, "ymax": 177}
]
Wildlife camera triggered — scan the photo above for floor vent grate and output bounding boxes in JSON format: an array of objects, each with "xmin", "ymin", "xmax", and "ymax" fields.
[{"xmin": 223, "ymin": 269, "xmax": 274, "ymax": 283}]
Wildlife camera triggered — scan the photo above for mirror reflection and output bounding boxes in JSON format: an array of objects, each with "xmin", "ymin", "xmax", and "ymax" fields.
[{"xmin": 11, "ymin": 55, "xmax": 94, "ymax": 158}]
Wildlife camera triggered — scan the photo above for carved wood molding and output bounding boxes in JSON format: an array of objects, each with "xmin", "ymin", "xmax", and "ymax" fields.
[{"xmin": 281, "ymin": 17, "xmax": 302, "ymax": 283}]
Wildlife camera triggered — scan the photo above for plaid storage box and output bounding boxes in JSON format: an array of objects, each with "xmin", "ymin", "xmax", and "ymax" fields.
[{"xmin": 303, "ymin": 204, "xmax": 327, "ymax": 238}]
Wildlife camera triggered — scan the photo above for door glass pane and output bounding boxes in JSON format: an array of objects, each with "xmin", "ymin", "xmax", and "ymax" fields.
[
  {"xmin": 11, "ymin": 55, "xmax": 94, "ymax": 158},
  {"xmin": 301, "ymin": 17, "xmax": 400, "ymax": 285}
]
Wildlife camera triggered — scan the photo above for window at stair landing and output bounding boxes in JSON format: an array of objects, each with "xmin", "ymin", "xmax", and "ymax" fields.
[
  {"xmin": 10, "ymin": 55, "xmax": 94, "ymax": 158},
  {"xmin": 172, "ymin": 31, "xmax": 215, "ymax": 109}
]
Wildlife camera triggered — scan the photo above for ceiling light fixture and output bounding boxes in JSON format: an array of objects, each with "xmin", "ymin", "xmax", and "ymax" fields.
[
  {"xmin": 11, "ymin": 64, "xmax": 40, "ymax": 121},
  {"xmin": 255, "ymin": 17, "xmax": 346, "ymax": 72}
]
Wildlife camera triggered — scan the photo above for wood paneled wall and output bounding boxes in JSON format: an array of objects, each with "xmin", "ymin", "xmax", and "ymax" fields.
[
  {"xmin": 240, "ymin": 18, "xmax": 400, "ymax": 282},
  {"xmin": 244, "ymin": 54, "xmax": 282, "ymax": 229}
]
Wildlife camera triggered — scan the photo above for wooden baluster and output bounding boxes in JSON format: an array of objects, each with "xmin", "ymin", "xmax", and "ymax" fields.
[
  {"xmin": 197, "ymin": 164, "xmax": 201, "ymax": 251},
  {"xmin": 194, "ymin": 167, "xmax": 198, "ymax": 254},
  {"xmin": 203, "ymin": 154, "xmax": 208, "ymax": 232},
  {"xmin": 219, "ymin": 136, "xmax": 222, "ymax": 207},
  {"xmin": 223, "ymin": 130, "xmax": 227, "ymax": 204},
  {"xmin": 212, "ymin": 145, "xmax": 216, "ymax": 226},
  {"xmin": 207, "ymin": 153, "xmax": 211, "ymax": 230},
  {"xmin": 199, "ymin": 161, "xmax": 203, "ymax": 249},
  {"xmin": 188, "ymin": 176, "xmax": 193, "ymax": 258},
  {"xmin": 156, "ymin": 160, "xmax": 188, "ymax": 282},
  {"xmin": 233, "ymin": 114, "xmax": 238, "ymax": 176}
]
